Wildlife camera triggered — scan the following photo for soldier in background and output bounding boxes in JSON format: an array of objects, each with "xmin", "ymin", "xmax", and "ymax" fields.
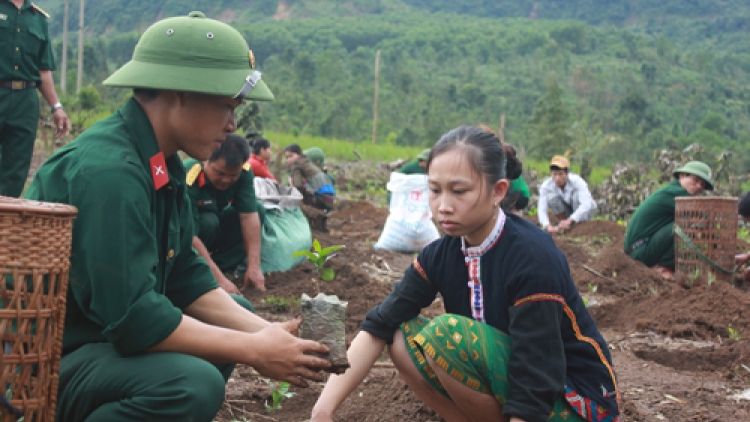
[{"xmin": 0, "ymin": 0, "xmax": 70, "ymax": 197}]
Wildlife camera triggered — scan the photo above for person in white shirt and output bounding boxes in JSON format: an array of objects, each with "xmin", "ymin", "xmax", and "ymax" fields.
[{"xmin": 538, "ymin": 155, "xmax": 597, "ymax": 234}]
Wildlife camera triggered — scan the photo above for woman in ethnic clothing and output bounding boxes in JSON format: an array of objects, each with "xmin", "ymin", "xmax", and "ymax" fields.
[
  {"xmin": 283, "ymin": 144, "xmax": 336, "ymax": 211},
  {"xmin": 311, "ymin": 126, "xmax": 620, "ymax": 422}
]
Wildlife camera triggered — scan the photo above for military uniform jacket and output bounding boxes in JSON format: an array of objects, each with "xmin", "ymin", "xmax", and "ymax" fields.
[
  {"xmin": 25, "ymin": 98, "xmax": 219, "ymax": 357},
  {"xmin": 624, "ymin": 179, "xmax": 690, "ymax": 251},
  {"xmin": 0, "ymin": 0, "xmax": 56, "ymax": 81},
  {"xmin": 184, "ymin": 157, "xmax": 258, "ymax": 233}
]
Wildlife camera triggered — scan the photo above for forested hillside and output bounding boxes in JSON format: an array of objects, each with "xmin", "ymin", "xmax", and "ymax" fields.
[{"xmin": 35, "ymin": 1, "xmax": 750, "ymax": 173}]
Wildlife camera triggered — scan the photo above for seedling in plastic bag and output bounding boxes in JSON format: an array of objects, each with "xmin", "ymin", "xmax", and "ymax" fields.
[{"xmin": 292, "ymin": 239, "xmax": 344, "ymax": 281}]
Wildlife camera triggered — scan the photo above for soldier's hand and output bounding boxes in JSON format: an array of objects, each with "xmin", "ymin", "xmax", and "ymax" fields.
[
  {"xmin": 243, "ymin": 265, "xmax": 266, "ymax": 292},
  {"xmin": 249, "ymin": 323, "xmax": 330, "ymax": 388},
  {"xmin": 53, "ymin": 108, "xmax": 71, "ymax": 138},
  {"xmin": 546, "ymin": 225, "xmax": 559, "ymax": 234}
]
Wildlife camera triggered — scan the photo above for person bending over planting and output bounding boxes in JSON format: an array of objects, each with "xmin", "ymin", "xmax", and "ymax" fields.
[
  {"xmin": 284, "ymin": 143, "xmax": 336, "ymax": 211},
  {"xmin": 311, "ymin": 125, "xmax": 620, "ymax": 422},
  {"xmin": 185, "ymin": 133, "xmax": 266, "ymax": 293},
  {"xmin": 537, "ymin": 155, "xmax": 597, "ymax": 234},
  {"xmin": 624, "ymin": 161, "xmax": 713, "ymax": 281}
]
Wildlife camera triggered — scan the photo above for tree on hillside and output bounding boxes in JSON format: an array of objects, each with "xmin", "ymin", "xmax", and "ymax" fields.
[{"xmin": 530, "ymin": 75, "xmax": 573, "ymax": 156}]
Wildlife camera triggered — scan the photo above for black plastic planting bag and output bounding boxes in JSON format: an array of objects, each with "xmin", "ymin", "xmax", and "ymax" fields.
[{"xmin": 300, "ymin": 293, "xmax": 350, "ymax": 373}]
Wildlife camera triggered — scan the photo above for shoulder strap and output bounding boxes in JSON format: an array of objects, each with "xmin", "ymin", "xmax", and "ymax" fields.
[
  {"xmin": 32, "ymin": 4, "xmax": 50, "ymax": 18},
  {"xmin": 186, "ymin": 163, "xmax": 203, "ymax": 186},
  {"xmin": 242, "ymin": 162, "xmax": 251, "ymax": 172}
]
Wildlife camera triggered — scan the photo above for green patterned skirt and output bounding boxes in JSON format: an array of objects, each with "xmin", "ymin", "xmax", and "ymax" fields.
[{"xmin": 401, "ymin": 314, "xmax": 585, "ymax": 421}]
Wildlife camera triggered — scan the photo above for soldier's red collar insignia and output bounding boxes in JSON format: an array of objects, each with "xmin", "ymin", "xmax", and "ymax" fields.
[
  {"xmin": 198, "ymin": 172, "xmax": 206, "ymax": 188},
  {"xmin": 150, "ymin": 152, "xmax": 169, "ymax": 190}
]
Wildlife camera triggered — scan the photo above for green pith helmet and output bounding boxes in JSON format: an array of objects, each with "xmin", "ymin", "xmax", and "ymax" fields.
[
  {"xmin": 304, "ymin": 147, "xmax": 326, "ymax": 168},
  {"xmin": 673, "ymin": 161, "xmax": 714, "ymax": 190},
  {"xmin": 103, "ymin": 11, "xmax": 273, "ymax": 101},
  {"xmin": 417, "ymin": 148, "xmax": 431, "ymax": 161}
]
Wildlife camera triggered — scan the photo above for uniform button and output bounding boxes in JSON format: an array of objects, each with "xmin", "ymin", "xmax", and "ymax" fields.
[
  {"xmin": 15, "ymin": 47, "xmax": 19, "ymax": 52},
  {"xmin": 17, "ymin": 28, "xmax": 20, "ymax": 32},
  {"xmin": 14, "ymin": 66, "xmax": 18, "ymax": 70},
  {"xmin": 167, "ymin": 249, "xmax": 175, "ymax": 259}
]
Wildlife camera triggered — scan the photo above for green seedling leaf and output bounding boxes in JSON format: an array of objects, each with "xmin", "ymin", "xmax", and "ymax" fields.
[
  {"xmin": 320, "ymin": 245, "xmax": 345, "ymax": 256},
  {"xmin": 292, "ymin": 250, "xmax": 317, "ymax": 260},
  {"xmin": 320, "ymin": 267, "xmax": 336, "ymax": 281},
  {"xmin": 313, "ymin": 238, "xmax": 322, "ymax": 253}
]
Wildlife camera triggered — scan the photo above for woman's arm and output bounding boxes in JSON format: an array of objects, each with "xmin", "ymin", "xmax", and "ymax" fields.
[{"xmin": 311, "ymin": 331, "xmax": 387, "ymax": 421}]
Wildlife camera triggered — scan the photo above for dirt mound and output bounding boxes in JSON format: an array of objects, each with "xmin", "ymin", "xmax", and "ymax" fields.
[
  {"xmin": 564, "ymin": 220, "xmax": 626, "ymax": 245},
  {"xmin": 327, "ymin": 200, "xmax": 390, "ymax": 241},
  {"xmin": 592, "ymin": 282, "xmax": 750, "ymax": 340},
  {"xmin": 570, "ymin": 246, "xmax": 668, "ymax": 296}
]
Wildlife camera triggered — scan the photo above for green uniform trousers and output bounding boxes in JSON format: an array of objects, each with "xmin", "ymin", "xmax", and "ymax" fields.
[
  {"xmin": 198, "ymin": 203, "xmax": 266, "ymax": 272},
  {"xmin": 0, "ymin": 88, "xmax": 39, "ymax": 197},
  {"xmin": 56, "ymin": 294, "xmax": 254, "ymax": 422},
  {"xmin": 629, "ymin": 222, "xmax": 675, "ymax": 269}
]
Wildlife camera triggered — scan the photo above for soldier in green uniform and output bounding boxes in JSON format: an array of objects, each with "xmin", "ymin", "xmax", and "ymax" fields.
[
  {"xmin": 624, "ymin": 161, "xmax": 714, "ymax": 280},
  {"xmin": 0, "ymin": 0, "xmax": 70, "ymax": 197},
  {"xmin": 24, "ymin": 12, "xmax": 330, "ymax": 422},
  {"xmin": 398, "ymin": 148, "xmax": 430, "ymax": 175},
  {"xmin": 185, "ymin": 133, "xmax": 266, "ymax": 293}
]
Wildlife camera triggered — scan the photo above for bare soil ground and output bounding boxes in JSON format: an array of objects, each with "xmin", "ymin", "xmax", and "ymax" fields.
[{"xmin": 216, "ymin": 202, "xmax": 750, "ymax": 422}]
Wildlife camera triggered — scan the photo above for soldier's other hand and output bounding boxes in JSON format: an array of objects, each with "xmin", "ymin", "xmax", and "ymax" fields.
[
  {"xmin": 53, "ymin": 109, "xmax": 71, "ymax": 138},
  {"xmin": 546, "ymin": 225, "xmax": 559, "ymax": 234},
  {"xmin": 243, "ymin": 265, "xmax": 266, "ymax": 292},
  {"xmin": 250, "ymin": 324, "xmax": 330, "ymax": 388}
]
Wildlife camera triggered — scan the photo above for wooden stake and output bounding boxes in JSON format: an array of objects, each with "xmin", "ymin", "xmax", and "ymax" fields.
[
  {"xmin": 498, "ymin": 114, "xmax": 506, "ymax": 144},
  {"xmin": 76, "ymin": 0, "xmax": 85, "ymax": 93},
  {"xmin": 61, "ymin": 0, "xmax": 69, "ymax": 93},
  {"xmin": 371, "ymin": 49, "xmax": 380, "ymax": 144}
]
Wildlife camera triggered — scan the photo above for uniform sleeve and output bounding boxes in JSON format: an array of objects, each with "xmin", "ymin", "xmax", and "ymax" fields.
[
  {"xmin": 570, "ymin": 175, "xmax": 597, "ymax": 223},
  {"xmin": 36, "ymin": 15, "xmax": 56, "ymax": 71},
  {"xmin": 537, "ymin": 179, "xmax": 551, "ymax": 228},
  {"xmin": 165, "ymin": 190, "xmax": 219, "ymax": 308},
  {"xmin": 68, "ymin": 164, "xmax": 182, "ymax": 356},
  {"xmin": 361, "ymin": 255, "xmax": 438, "ymax": 343},
  {"xmin": 232, "ymin": 170, "xmax": 257, "ymax": 213},
  {"xmin": 502, "ymin": 246, "xmax": 568, "ymax": 422}
]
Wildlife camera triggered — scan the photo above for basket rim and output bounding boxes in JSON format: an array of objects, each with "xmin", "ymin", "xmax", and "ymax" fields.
[
  {"xmin": 0, "ymin": 197, "xmax": 78, "ymax": 216},
  {"xmin": 675, "ymin": 196, "xmax": 738, "ymax": 203}
]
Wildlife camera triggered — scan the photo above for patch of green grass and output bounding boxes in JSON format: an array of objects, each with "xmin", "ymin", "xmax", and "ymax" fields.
[
  {"xmin": 266, "ymin": 131, "xmax": 423, "ymax": 162},
  {"xmin": 263, "ymin": 295, "xmax": 301, "ymax": 313}
]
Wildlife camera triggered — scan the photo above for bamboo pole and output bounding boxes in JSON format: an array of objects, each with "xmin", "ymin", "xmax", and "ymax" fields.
[
  {"xmin": 371, "ymin": 49, "xmax": 380, "ymax": 144},
  {"xmin": 76, "ymin": 0, "xmax": 84, "ymax": 93},
  {"xmin": 61, "ymin": 0, "xmax": 69, "ymax": 93}
]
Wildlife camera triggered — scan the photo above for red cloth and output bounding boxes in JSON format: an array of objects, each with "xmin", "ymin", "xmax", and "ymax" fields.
[{"xmin": 248, "ymin": 154, "xmax": 276, "ymax": 181}]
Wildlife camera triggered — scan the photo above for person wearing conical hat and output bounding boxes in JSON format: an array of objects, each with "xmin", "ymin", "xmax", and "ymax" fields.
[
  {"xmin": 624, "ymin": 161, "xmax": 714, "ymax": 280},
  {"xmin": 24, "ymin": 12, "xmax": 329, "ymax": 421},
  {"xmin": 538, "ymin": 155, "xmax": 597, "ymax": 233}
]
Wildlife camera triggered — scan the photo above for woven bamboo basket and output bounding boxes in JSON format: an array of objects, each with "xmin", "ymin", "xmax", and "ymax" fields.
[
  {"xmin": 674, "ymin": 197, "xmax": 738, "ymax": 284},
  {"xmin": 0, "ymin": 198, "xmax": 77, "ymax": 422}
]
